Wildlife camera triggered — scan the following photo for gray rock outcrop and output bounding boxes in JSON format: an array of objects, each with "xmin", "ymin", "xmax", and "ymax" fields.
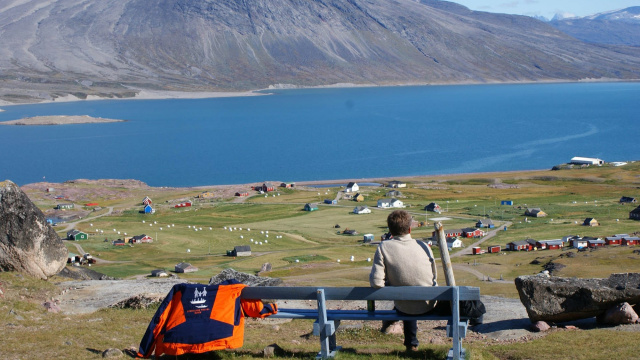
[
  {"xmin": 597, "ymin": 302, "xmax": 639, "ymax": 325},
  {"xmin": 0, "ymin": 180, "xmax": 68, "ymax": 279},
  {"xmin": 209, "ymin": 268, "xmax": 281, "ymax": 287},
  {"xmin": 515, "ymin": 273, "xmax": 640, "ymax": 323}
]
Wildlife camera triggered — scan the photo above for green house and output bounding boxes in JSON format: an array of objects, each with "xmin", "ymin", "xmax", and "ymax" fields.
[
  {"xmin": 56, "ymin": 203, "xmax": 74, "ymax": 210},
  {"xmin": 304, "ymin": 203, "xmax": 319, "ymax": 211},
  {"xmin": 67, "ymin": 229, "xmax": 88, "ymax": 240}
]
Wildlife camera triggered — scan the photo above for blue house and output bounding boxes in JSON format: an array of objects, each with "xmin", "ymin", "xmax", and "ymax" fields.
[
  {"xmin": 476, "ymin": 219, "xmax": 495, "ymax": 228},
  {"xmin": 144, "ymin": 204, "xmax": 155, "ymax": 214},
  {"xmin": 501, "ymin": 200, "xmax": 513, "ymax": 206},
  {"xmin": 324, "ymin": 199, "xmax": 337, "ymax": 205}
]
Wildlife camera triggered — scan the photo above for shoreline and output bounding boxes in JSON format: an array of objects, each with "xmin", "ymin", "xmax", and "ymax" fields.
[
  {"xmin": 1, "ymin": 78, "xmax": 638, "ymax": 109},
  {"xmin": 0, "ymin": 115, "xmax": 126, "ymax": 126}
]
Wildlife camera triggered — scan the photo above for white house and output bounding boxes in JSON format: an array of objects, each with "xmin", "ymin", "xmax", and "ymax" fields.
[
  {"xmin": 345, "ymin": 182, "xmax": 359, "ymax": 193},
  {"xmin": 447, "ymin": 238, "xmax": 463, "ymax": 249},
  {"xmin": 377, "ymin": 198, "xmax": 404, "ymax": 208},
  {"xmin": 570, "ymin": 157, "xmax": 604, "ymax": 166},
  {"xmin": 354, "ymin": 206, "xmax": 371, "ymax": 214}
]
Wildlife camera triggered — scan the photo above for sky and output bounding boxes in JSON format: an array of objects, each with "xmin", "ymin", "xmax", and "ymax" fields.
[{"xmin": 450, "ymin": 0, "xmax": 639, "ymax": 19}]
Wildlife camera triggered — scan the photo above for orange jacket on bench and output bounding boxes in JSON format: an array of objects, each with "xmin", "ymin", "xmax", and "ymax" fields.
[{"xmin": 137, "ymin": 279, "xmax": 277, "ymax": 358}]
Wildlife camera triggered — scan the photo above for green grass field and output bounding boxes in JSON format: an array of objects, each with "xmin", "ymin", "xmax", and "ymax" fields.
[{"xmin": 6, "ymin": 163, "xmax": 640, "ymax": 359}]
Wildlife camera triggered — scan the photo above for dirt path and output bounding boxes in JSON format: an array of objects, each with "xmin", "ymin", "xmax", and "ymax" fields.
[
  {"xmin": 62, "ymin": 206, "xmax": 114, "ymax": 232},
  {"xmin": 453, "ymin": 264, "xmax": 511, "ymax": 283}
]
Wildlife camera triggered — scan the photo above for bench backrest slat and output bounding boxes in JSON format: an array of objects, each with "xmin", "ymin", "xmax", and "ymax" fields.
[{"xmin": 241, "ymin": 286, "xmax": 479, "ymax": 301}]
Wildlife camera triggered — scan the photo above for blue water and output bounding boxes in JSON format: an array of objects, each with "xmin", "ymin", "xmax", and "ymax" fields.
[{"xmin": 0, "ymin": 82, "xmax": 638, "ymax": 187}]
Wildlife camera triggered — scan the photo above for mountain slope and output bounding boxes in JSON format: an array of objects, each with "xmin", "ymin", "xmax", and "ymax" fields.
[
  {"xmin": 549, "ymin": 7, "xmax": 640, "ymax": 46},
  {"xmin": 1, "ymin": 0, "xmax": 640, "ymax": 103}
]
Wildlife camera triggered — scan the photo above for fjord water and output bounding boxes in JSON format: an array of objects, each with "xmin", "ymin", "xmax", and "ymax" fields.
[{"xmin": 0, "ymin": 82, "xmax": 638, "ymax": 187}]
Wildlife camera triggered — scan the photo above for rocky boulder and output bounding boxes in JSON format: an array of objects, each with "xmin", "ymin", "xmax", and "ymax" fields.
[
  {"xmin": 209, "ymin": 268, "xmax": 282, "ymax": 287},
  {"xmin": 0, "ymin": 180, "xmax": 68, "ymax": 279},
  {"xmin": 515, "ymin": 273, "xmax": 640, "ymax": 323}
]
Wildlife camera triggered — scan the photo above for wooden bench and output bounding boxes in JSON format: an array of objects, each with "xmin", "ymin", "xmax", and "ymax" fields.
[{"xmin": 241, "ymin": 286, "xmax": 480, "ymax": 360}]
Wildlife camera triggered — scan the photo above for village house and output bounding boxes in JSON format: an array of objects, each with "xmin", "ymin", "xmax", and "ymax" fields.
[
  {"xmin": 444, "ymin": 237, "xmax": 463, "ymax": 249},
  {"xmin": 304, "ymin": 203, "xmax": 318, "ymax": 211},
  {"xmin": 587, "ymin": 239, "xmax": 605, "ymax": 248},
  {"xmin": 229, "ymin": 245, "xmax": 251, "ymax": 257},
  {"xmin": 386, "ymin": 190, "xmax": 402, "ymax": 197},
  {"xmin": 175, "ymin": 201, "xmax": 192, "ymax": 208},
  {"xmin": 507, "ymin": 239, "xmax": 537, "ymax": 251},
  {"xmin": 353, "ymin": 206, "xmax": 371, "ymax": 214},
  {"xmin": 363, "ymin": 234, "xmax": 375, "ymax": 243},
  {"xmin": 324, "ymin": 199, "xmax": 337, "ymax": 205},
  {"xmin": 387, "ymin": 180, "xmax": 407, "ymax": 188},
  {"xmin": 605, "ymin": 235, "xmax": 626, "ymax": 246},
  {"xmin": 56, "ymin": 203, "xmax": 74, "ymax": 210},
  {"xmin": 620, "ymin": 196, "xmax": 637, "ymax": 204},
  {"xmin": 570, "ymin": 157, "xmax": 604, "ymax": 166},
  {"xmin": 432, "ymin": 229, "xmax": 463, "ymax": 238},
  {"xmin": 583, "ymin": 218, "xmax": 599, "ymax": 227},
  {"xmin": 144, "ymin": 204, "xmax": 155, "ymax": 214},
  {"xmin": 476, "ymin": 219, "xmax": 495, "ymax": 228},
  {"xmin": 353, "ymin": 193, "xmax": 365, "ymax": 202},
  {"xmin": 280, "ymin": 182, "xmax": 295, "ymax": 188},
  {"xmin": 622, "ymin": 237, "xmax": 640, "ymax": 246},
  {"xmin": 197, "ymin": 191, "xmax": 215, "ymax": 198},
  {"xmin": 255, "ymin": 183, "xmax": 275, "ymax": 192},
  {"xmin": 472, "ymin": 247, "xmax": 485, "ymax": 255},
  {"xmin": 112, "ymin": 239, "xmax": 126, "ymax": 246},
  {"xmin": 424, "ymin": 202, "xmax": 442, "ymax": 213},
  {"xmin": 487, "ymin": 245, "xmax": 501, "ymax": 253},
  {"xmin": 175, "ymin": 262, "xmax": 198, "ymax": 273},
  {"xmin": 536, "ymin": 239, "xmax": 563, "ymax": 250},
  {"xmin": 524, "ymin": 208, "xmax": 547, "ymax": 217},
  {"xmin": 377, "ymin": 198, "xmax": 403, "ymax": 208},
  {"xmin": 142, "ymin": 196, "xmax": 152, "ymax": 206},
  {"xmin": 131, "ymin": 234, "xmax": 153, "ymax": 243},
  {"xmin": 345, "ymin": 182, "xmax": 359, "ymax": 193},
  {"xmin": 151, "ymin": 269, "xmax": 168, "ymax": 277},
  {"xmin": 462, "ymin": 228, "xmax": 484, "ymax": 238},
  {"xmin": 630, "ymin": 206, "xmax": 640, "ymax": 220},
  {"xmin": 235, "ymin": 192, "xmax": 249, "ymax": 197},
  {"xmin": 67, "ymin": 229, "xmax": 88, "ymax": 241}
]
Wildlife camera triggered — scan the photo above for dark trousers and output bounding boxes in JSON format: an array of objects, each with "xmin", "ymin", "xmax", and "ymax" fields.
[{"xmin": 382, "ymin": 308, "xmax": 420, "ymax": 347}]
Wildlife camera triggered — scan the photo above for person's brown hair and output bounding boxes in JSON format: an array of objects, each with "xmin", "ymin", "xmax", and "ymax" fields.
[{"xmin": 387, "ymin": 210, "xmax": 412, "ymax": 236}]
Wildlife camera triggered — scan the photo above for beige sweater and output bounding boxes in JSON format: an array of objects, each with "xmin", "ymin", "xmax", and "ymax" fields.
[{"xmin": 369, "ymin": 234, "xmax": 438, "ymax": 314}]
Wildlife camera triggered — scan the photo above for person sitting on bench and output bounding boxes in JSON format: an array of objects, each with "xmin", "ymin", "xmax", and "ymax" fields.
[{"xmin": 369, "ymin": 209, "xmax": 438, "ymax": 352}]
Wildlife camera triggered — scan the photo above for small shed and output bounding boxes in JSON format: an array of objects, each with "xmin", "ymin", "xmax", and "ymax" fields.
[
  {"xmin": 324, "ymin": 199, "xmax": 337, "ymax": 205},
  {"xmin": 56, "ymin": 203, "xmax": 74, "ymax": 210},
  {"xmin": 280, "ymin": 182, "xmax": 295, "ymax": 188},
  {"xmin": 235, "ymin": 192, "xmax": 249, "ymax": 197},
  {"xmin": 462, "ymin": 228, "xmax": 483, "ymax": 238},
  {"xmin": 487, "ymin": 245, "xmax": 501, "ymax": 253},
  {"xmin": 144, "ymin": 204, "xmax": 155, "ymax": 214},
  {"xmin": 583, "ymin": 218, "xmax": 599, "ymax": 226},
  {"xmin": 112, "ymin": 239, "xmax": 126, "ymax": 246},
  {"xmin": 363, "ymin": 234, "xmax": 374, "ymax": 243},
  {"xmin": 620, "ymin": 196, "xmax": 637, "ymax": 203},
  {"xmin": 501, "ymin": 200, "xmax": 513, "ymax": 206},
  {"xmin": 354, "ymin": 193, "xmax": 365, "ymax": 202},
  {"xmin": 151, "ymin": 269, "xmax": 168, "ymax": 277},
  {"xmin": 629, "ymin": 206, "xmax": 640, "ymax": 220},
  {"xmin": 230, "ymin": 245, "xmax": 252, "ymax": 257},
  {"xmin": 587, "ymin": 239, "xmax": 605, "ymax": 248},
  {"xmin": 175, "ymin": 262, "xmax": 198, "ymax": 273},
  {"xmin": 472, "ymin": 247, "xmax": 484, "ymax": 255},
  {"xmin": 142, "ymin": 196, "xmax": 152, "ymax": 205},
  {"xmin": 507, "ymin": 239, "xmax": 536, "ymax": 251},
  {"xmin": 304, "ymin": 203, "xmax": 319, "ymax": 211}
]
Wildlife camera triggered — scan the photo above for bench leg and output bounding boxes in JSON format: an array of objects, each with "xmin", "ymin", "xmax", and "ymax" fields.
[{"xmin": 314, "ymin": 289, "xmax": 341, "ymax": 359}]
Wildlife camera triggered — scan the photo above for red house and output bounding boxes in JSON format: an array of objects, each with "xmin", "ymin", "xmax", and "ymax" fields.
[
  {"xmin": 432, "ymin": 229, "xmax": 463, "ymax": 238},
  {"xmin": 622, "ymin": 237, "xmax": 640, "ymax": 246},
  {"xmin": 175, "ymin": 201, "xmax": 192, "ymax": 208},
  {"xmin": 472, "ymin": 247, "xmax": 485, "ymax": 255},
  {"xmin": 142, "ymin": 196, "xmax": 152, "ymax": 206},
  {"xmin": 462, "ymin": 228, "xmax": 484, "ymax": 238},
  {"xmin": 131, "ymin": 234, "xmax": 153, "ymax": 243},
  {"xmin": 605, "ymin": 236, "xmax": 624, "ymax": 245},
  {"xmin": 487, "ymin": 245, "xmax": 501, "ymax": 253},
  {"xmin": 507, "ymin": 239, "xmax": 536, "ymax": 251},
  {"xmin": 235, "ymin": 192, "xmax": 249, "ymax": 197}
]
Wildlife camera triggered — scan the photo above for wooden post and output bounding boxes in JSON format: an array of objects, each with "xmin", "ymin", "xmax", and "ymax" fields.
[{"xmin": 434, "ymin": 222, "xmax": 456, "ymax": 286}]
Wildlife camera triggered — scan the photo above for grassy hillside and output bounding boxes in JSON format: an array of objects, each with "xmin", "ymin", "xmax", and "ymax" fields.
[{"xmin": 5, "ymin": 162, "xmax": 640, "ymax": 359}]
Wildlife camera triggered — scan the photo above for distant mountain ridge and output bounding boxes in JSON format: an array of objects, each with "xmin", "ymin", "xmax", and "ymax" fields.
[
  {"xmin": 0, "ymin": 0, "xmax": 640, "ymax": 104},
  {"xmin": 549, "ymin": 7, "xmax": 640, "ymax": 46}
]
